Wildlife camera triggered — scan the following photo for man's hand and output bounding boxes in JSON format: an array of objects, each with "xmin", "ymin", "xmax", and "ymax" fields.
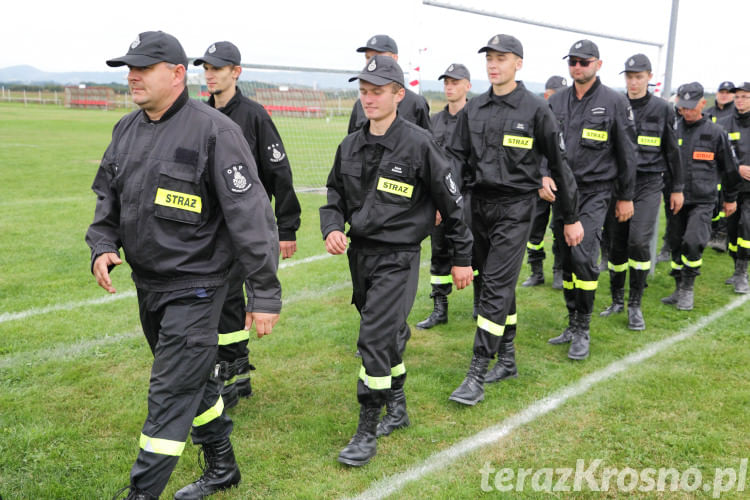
[
  {"xmin": 739, "ymin": 164, "xmax": 750, "ymax": 182},
  {"xmin": 563, "ymin": 221, "xmax": 584, "ymax": 247},
  {"xmin": 92, "ymin": 252, "xmax": 122, "ymax": 294},
  {"xmin": 451, "ymin": 265, "xmax": 474, "ymax": 290},
  {"xmin": 280, "ymin": 240, "xmax": 297, "ymax": 259},
  {"xmin": 538, "ymin": 176, "xmax": 557, "ymax": 203},
  {"xmin": 670, "ymin": 192, "xmax": 684, "ymax": 215},
  {"xmin": 325, "ymin": 230, "xmax": 348, "ymax": 255},
  {"xmin": 435, "ymin": 210, "xmax": 442, "ymax": 226},
  {"xmin": 724, "ymin": 201, "xmax": 738, "ymax": 218},
  {"xmin": 615, "ymin": 200, "xmax": 634, "ymax": 222},
  {"xmin": 245, "ymin": 312, "xmax": 280, "ymax": 338}
]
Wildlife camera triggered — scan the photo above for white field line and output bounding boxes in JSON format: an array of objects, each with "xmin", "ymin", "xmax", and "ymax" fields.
[{"xmin": 345, "ymin": 294, "xmax": 750, "ymax": 500}]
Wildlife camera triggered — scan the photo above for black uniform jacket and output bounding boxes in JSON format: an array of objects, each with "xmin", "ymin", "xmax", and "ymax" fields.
[
  {"xmin": 676, "ymin": 115, "xmax": 739, "ymax": 205},
  {"xmin": 719, "ymin": 109, "xmax": 750, "ymax": 194},
  {"xmin": 86, "ymin": 89, "xmax": 282, "ymax": 313},
  {"xmin": 208, "ymin": 87, "xmax": 301, "ymax": 241},
  {"xmin": 449, "ymin": 81, "xmax": 579, "ymax": 225},
  {"xmin": 548, "ymin": 77, "xmax": 637, "ymax": 201},
  {"xmin": 629, "ymin": 92, "xmax": 684, "ymax": 191},
  {"xmin": 430, "ymin": 104, "xmax": 461, "ymax": 148},
  {"xmin": 348, "ymin": 88, "xmax": 432, "ymax": 134},
  {"xmin": 706, "ymin": 101, "xmax": 735, "ymax": 124},
  {"xmin": 320, "ymin": 116, "xmax": 473, "ymax": 266}
]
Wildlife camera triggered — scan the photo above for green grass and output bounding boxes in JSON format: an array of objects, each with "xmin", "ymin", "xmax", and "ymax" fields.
[{"xmin": 1, "ymin": 102, "xmax": 749, "ymax": 499}]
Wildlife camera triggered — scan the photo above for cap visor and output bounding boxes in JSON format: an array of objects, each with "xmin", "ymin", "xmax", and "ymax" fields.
[
  {"xmin": 564, "ymin": 52, "xmax": 594, "ymax": 60},
  {"xmin": 106, "ymin": 54, "xmax": 161, "ymax": 68},
  {"xmin": 356, "ymin": 46, "xmax": 375, "ymax": 53},
  {"xmin": 349, "ymin": 73, "xmax": 396, "ymax": 86},
  {"xmin": 677, "ymin": 99, "xmax": 700, "ymax": 109},
  {"xmin": 193, "ymin": 55, "xmax": 234, "ymax": 67}
]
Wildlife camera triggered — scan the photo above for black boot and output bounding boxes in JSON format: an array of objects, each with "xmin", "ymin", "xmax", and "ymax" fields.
[
  {"xmin": 552, "ymin": 265, "xmax": 563, "ymax": 290},
  {"xmin": 725, "ymin": 257, "xmax": 738, "ymax": 285},
  {"xmin": 174, "ymin": 439, "xmax": 241, "ymax": 500},
  {"xmin": 627, "ymin": 287, "xmax": 646, "ymax": 331},
  {"xmin": 708, "ymin": 231, "xmax": 727, "ymax": 252},
  {"xmin": 676, "ymin": 274, "xmax": 696, "ymax": 311},
  {"xmin": 548, "ymin": 310, "xmax": 576, "ymax": 344},
  {"xmin": 485, "ymin": 342, "xmax": 518, "ymax": 383},
  {"xmin": 416, "ymin": 295, "xmax": 448, "ymax": 329},
  {"xmin": 449, "ymin": 354, "xmax": 491, "ymax": 405},
  {"xmin": 521, "ymin": 260, "xmax": 545, "ymax": 287},
  {"xmin": 661, "ymin": 275, "xmax": 681, "ymax": 305},
  {"xmin": 733, "ymin": 259, "xmax": 749, "ymax": 294},
  {"xmin": 568, "ymin": 313, "xmax": 591, "ymax": 360},
  {"xmin": 112, "ymin": 486, "xmax": 157, "ymax": 500},
  {"xmin": 656, "ymin": 242, "xmax": 671, "ymax": 263},
  {"xmin": 600, "ymin": 287, "xmax": 625, "ymax": 317},
  {"xmin": 376, "ymin": 388, "xmax": 410, "ymax": 437},
  {"xmin": 338, "ymin": 405, "xmax": 382, "ymax": 466}
]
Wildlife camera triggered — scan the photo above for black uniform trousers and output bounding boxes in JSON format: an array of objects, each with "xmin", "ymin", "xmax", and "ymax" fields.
[
  {"xmin": 727, "ymin": 193, "xmax": 750, "ymax": 260},
  {"xmin": 216, "ymin": 265, "xmax": 252, "ymax": 387},
  {"xmin": 607, "ymin": 173, "xmax": 664, "ymax": 290},
  {"xmin": 555, "ymin": 186, "xmax": 612, "ymax": 316},
  {"xmin": 661, "ymin": 181, "xmax": 676, "ymax": 249},
  {"xmin": 348, "ymin": 246, "xmax": 420, "ymax": 407},
  {"xmin": 668, "ymin": 203, "xmax": 714, "ymax": 277},
  {"xmin": 471, "ymin": 191, "xmax": 535, "ymax": 358},
  {"xmin": 132, "ymin": 284, "xmax": 233, "ymax": 496}
]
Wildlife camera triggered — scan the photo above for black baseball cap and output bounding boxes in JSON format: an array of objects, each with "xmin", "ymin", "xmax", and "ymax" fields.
[
  {"xmin": 356, "ymin": 35, "xmax": 398, "ymax": 55},
  {"xmin": 439, "ymin": 63, "xmax": 470, "ymax": 81},
  {"xmin": 478, "ymin": 34, "xmax": 523, "ymax": 59},
  {"xmin": 106, "ymin": 31, "xmax": 187, "ymax": 68},
  {"xmin": 718, "ymin": 81, "xmax": 735, "ymax": 92},
  {"xmin": 545, "ymin": 75, "xmax": 567, "ymax": 90},
  {"xmin": 676, "ymin": 82, "xmax": 704, "ymax": 109},
  {"xmin": 731, "ymin": 82, "xmax": 750, "ymax": 93},
  {"xmin": 193, "ymin": 41, "xmax": 241, "ymax": 67},
  {"xmin": 564, "ymin": 39, "xmax": 599, "ymax": 60},
  {"xmin": 621, "ymin": 53, "xmax": 652, "ymax": 73},
  {"xmin": 349, "ymin": 55, "xmax": 405, "ymax": 87}
]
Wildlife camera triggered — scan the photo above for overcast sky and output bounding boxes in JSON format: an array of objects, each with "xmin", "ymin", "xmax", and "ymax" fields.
[{"xmin": 2, "ymin": 0, "xmax": 746, "ymax": 93}]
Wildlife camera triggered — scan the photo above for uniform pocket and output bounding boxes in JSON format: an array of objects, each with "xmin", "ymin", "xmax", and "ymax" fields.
[
  {"xmin": 469, "ymin": 120, "xmax": 486, "ymax": 159},
  {"xmin": 580, "ymin": 117, "xmax": 610, "ymax": 150},
  {"xmin": 502, "ymin": 120, "xmax": 534, "ymax": 165},
  {"xmin": 340, "ymin": 159, "xmax": 363, "ymax": 209},
  {"xmin": 375, "ymin": 162, "xmax": 417, "ymax": 206},
  {"xmin": 153, "ymin": 163, "xmax": 203, "ymax": 225},
  {"xmin": 637, "ymin": 122, "xmax": 663, "ymax": 152}
]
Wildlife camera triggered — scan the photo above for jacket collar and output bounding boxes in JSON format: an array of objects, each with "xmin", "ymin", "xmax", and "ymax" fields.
[
  {"xmin": 143, "ymin": 87, "xmax": 189, "ymax": 123},
  {"xmin": 351, "ymin": 115, "xmax": 405, "ymax": 152},
  {"xmin": 476, "ymin": 81, "xmax": 526, "ymax": 109},
  {"xmin": 208, "ymin": 86, "xmax": 243, "ymax": 113}
]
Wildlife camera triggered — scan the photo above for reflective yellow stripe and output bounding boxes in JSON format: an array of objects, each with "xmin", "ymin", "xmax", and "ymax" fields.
[
  {"xmin": 637, "ymin": 135, "xmax": 661, "ymax": 147},
  {"xmin": 217, "ymin": 330, "xmax": 250, "ymax": 346},
  {"xmin": 154, "ymin": 188, "xmax": 202, "ymax": 213},
  {"xmin": 582, "ymin": 128, "xmax": 608, "ymax": 142},
  {"xmin": 729, "ymin": 242, "xmax": 739, "ymax": 253},
  {"xmin": 729, "ymin": 131, "xmax": 741, "ymax": 141},
  {"xmin": 738, "ymin": 237, "xmax": 750, "ymax": 249},
  {"xmin": 477, "ymin": 315, "xmax": 505, "ymax": 336},
  {"xmin": 473, "ymin": 269, "xmax": 480, "ymax": 276},
  {"xmin": 527, "ymin": 241, "xmax": 544, "ymax": 251},
  {"xmin": 628, "ymin": 259, "xmax": 651, "ymax": 271},
  {"xmin": 681, "ymin": 254, "xmax": 702, "ymax": 268},
  {"xmin": 608, "ymin": 261, "xmax": 628, "ymax": 272},
  {"xmin": 224, "ymin": 375, "xmax": 238, "ymax": 386},
  {"xmin": 377, "ymin": 177, "xmax": 413, "ymax": 198},
  {"xmin": 563, "ymin": 279, "xmax": 574, "ymax": 290},
  {"xmin": 391, "ymin": 363, "xmax": 406, "ymax": 378},
  {"xmin": 139, "ymin": 433, "xmax": 185, "ymax": 456},
  {"xmin": 505, "ymin": 313, "xmax": 517, "ymax": 326},
  {"xmin": 573, "ymin": 273, "xmax": 598, "ymax": 291},
  {"xmin": 358, "ymin": 365, "xmax": 391, "ymax": 390},
  {"xmin": 712, "ymin": 116, "xmax": 717, "ymax": 123},
  {"xmin": 430, "ymin": 274, "xmax": 453, "ymax": 285},
  {"xmin": 235, "ymin": 372, "xmax": 251, "ymax": 381},
  {"xmin": 193, "ymin": 396, "xmax": 224, "ymax": 427},
  {"xmin": 678, "ymin": 138, "xmax": 683, "ymax": 146},
  {"xmin": 718, "ymin": 184, "xmax": 722, "ymax": 191},
  {"xmin": 671, "ymin": 261, "xmax": 683, "ymax": 270},
  {"xmin": 502, "ymin": 135, "xmax": 534, "ymax": 149}
]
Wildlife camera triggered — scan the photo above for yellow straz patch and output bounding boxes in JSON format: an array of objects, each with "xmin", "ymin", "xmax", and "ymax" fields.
[
  {"xmin": 638, "ymin": 135, "xmax": 661, "ymax": 147},
  {"xmin": 581, "ymin": 128, "xmax": 608, "ymax": 141},
  {"xmin": 729, "ymin": 132, "xmax": 741, "ymax": 141},
  {"xmin": 377, "ymin": 177, "xmax": 413, "ymax": 198},
  {"xmin": 502, "ymin": 135, "xmax": 534, "ymax": 149},
  {"xmin": 154, "ymin": 188, "xmax": 202, "ymax": 213}
]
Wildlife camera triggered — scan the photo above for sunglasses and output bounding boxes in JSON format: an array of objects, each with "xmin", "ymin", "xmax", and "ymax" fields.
[{"xmin": 568, "ymin": 58, "xmax": 596, "ymax": 67}]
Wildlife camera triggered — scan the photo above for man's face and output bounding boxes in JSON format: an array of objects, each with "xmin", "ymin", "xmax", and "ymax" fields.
[
  {"xmin": 203, "ymin": 63, "xmax": 240, "ymax": 95},
  {"xmin": 485, "ymin": 51, "xmax": 521, "ymax": 87},
  {"xmin": 359, "ymin": 80, "xmax": 403, "ymax": 121},
  {"xmin": 567, "ymin": 57, "xmax": 601, "ymax": 85},
  {"xmin": 734, "ymin": 90, "xmax": 750, "ymax": 113},
  {"xmin": 716, "ymin": 89, "xmax": 734, "ymax": 106},
  {"xmin": 127, "ymin": 62, "xmax": 181, "ymax": 111},
  {"xmin": 443, "ymin": 77, "xmax": 470, "ymax": 103},
  {"xmin": 364, "ymin": 49, "xmax": 397, "ymax": 62},
  {"xmin": 625, "ymin": 71, "xmax": 652, "ymax": 97},
  {"xmin": 678, "ymin": 98, "xmax": 705, "ymax": 123}
]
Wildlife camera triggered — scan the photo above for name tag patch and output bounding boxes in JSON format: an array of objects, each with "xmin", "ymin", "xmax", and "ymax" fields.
[
  {"xmin": 377, "ymin": 177, "xmax": 413, "ymax": 198},
  {"xmin": 503, "ymin": 135, "xmax": 533, "ymax": 149},
  {"xmin": 693, "ymin": 151, "xmax": 715, "ymax": 161},
  {"xmin": 637, "ymin": 135, "xmax": 661, "ymax": 147},
  {"xmin": 155, "ymin": 188, "xmax": 202, "ymax": 213},
  {"xmin": 582, "ymin": 128, "xmax": 608, "ymax": 142},
  {"xmin": 729, "ymin": 132, "xmax": 741, "ymax": 141}
]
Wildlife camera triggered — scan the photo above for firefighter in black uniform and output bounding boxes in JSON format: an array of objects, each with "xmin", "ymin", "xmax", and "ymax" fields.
[
  {"xmin": 194, "ymin": 41, "xmax": 301, "ymax": 408},
  {"xmin": 416, "ymin": 62, "xmax": 473, "ymax": 330},
  {"xmin": 547, "ymin": 39, "xmax": 637, "ymax": 360},
  {"xmin": 447, "ymin": 35, "xmax": 582, "ymax": 406},
  {"xmin": 599, "ymin": 54, "xmax": 684, "ymax": 330},
  {"xmin": 717, "ymin": 82, "xmax": 750, "ymax": 293},
  {"xmin": 706, "ymin": 81, "xmax": 736, "ymax": 251},
  {"xmin": 521, "ymin": 75, "xmax": 568, "ymax": 289},
  {"xmin": 347, "ymin": 34, "xmax": 431, "ymax": 133},
  {"xmin": 88, "ymin": 32, "xmax": 281, "ymax": 500},
  {"xmin": 320, "ymin": 56, "xmax": 473, "ymax": 465},
  {"xmin": 662, "ymin": 82, "xmax": 739, "ymax": 310}
]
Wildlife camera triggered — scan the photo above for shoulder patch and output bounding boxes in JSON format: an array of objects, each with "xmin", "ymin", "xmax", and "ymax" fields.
[
  {"xmin": 223, "ymin": 164, "xmax": 252, "ymax": 193},
  {"xmin": 267, "ymin": 143, "xmax": 286, "ymax": 163},
  {"xmin": 444, "ymin": 172, "xmax": 458, "ymax": 195}
]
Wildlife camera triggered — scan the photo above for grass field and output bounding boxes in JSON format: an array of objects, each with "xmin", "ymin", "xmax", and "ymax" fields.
[{"xmin": 1, "ymin": 102, "xmax": 748, "ymax": 499}]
